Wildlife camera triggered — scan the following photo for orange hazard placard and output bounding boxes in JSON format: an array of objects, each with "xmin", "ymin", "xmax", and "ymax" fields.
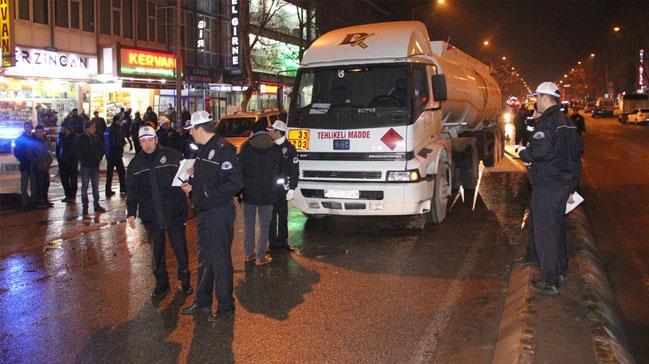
[{"xmin": 288, "ymin": 129, "xmax": 310, "ymax": 151}]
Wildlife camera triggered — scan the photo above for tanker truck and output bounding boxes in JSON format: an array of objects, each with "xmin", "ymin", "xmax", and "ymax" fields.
[{"xmin": 286, "ymin": 21, "xmax": 504, "ymax": 225}]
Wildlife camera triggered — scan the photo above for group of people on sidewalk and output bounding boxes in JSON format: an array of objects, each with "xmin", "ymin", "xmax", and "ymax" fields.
[
  {"xmin": 12, "ymin": 105, "xmax": 191, "ymax": 214},
  {"xmin": 125, "ymin": 111, "xmax": 299, "ymax": 321},
  {"xmin": 516, "ymin": 82, "xmax": 584, "ymax": 296}
]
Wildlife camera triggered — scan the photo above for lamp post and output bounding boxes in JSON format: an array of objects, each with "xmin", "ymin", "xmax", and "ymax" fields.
[{"xmin": 411, "ymin": 0, "xmax": 445, "ymax": 21}]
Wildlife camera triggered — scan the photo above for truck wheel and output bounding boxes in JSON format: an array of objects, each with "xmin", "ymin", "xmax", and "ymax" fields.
[{"xmin": 428, "ymin": 162, "xmax": 450, "ymax": 224}]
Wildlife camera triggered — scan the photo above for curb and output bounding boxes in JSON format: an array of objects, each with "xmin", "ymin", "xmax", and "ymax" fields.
[{"xmin": 492, "ymin": 206, "xmax": 636, "ymax": 364}]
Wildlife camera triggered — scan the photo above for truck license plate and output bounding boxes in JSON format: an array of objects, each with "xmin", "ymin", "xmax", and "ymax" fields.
[
  {"xmin": 288, "ymin": 129, "xmax": 310, "ymax": 151},
  {"xmin": 324, "ymin": 189, "xmax": 360, "ymax": 199}
]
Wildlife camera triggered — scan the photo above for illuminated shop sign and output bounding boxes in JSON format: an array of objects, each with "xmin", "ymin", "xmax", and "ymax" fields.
[
  {"xmin": 1, "ymin": 0, "xmax": 14, "ymax": 67},
  {"xmin": 230, "ymin": 0, "xmax": 241, "ymax": 73},
  {"xmin": 260, "ymin": 84, "xmax": 279, "ymax": 94},
  {"xmin": 197, "ymin": 19, "xmax": 206, "ymax": 50},
  {"xmin": 4, "ymin": 46, "xmax": 97, "ymax": 79},
  {"xmin": 119, "ymin": 48, "xmax": 176, "ymax": 78}
]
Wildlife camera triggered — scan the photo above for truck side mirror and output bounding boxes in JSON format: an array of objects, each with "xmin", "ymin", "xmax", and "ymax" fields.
[{"xmin": 432, "ymin": 74, "xmax": 448, "ymax": 102}]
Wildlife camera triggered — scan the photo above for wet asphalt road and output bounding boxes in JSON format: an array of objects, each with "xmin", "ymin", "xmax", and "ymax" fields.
[
  {"xmin": 578, "ymin": 115, "xmax": 649, "ymax": 362},
  {"xmin": 0, "ymin": 153, "xmax": 530, "ymax": 363}
]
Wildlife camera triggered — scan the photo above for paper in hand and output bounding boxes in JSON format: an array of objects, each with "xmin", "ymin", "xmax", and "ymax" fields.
[
  {"xmin": 565, "ymin": 191, "xmax": 584, "ymax": 214},
  {"xmin": 172, "ymin": 159, "xmax": 195, "ymax": 187}
]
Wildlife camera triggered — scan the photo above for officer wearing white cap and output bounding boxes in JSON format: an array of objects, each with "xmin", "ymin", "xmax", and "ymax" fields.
[
  {"xmin": 267, "ymin": 120, "xmax": 299, "ymax": 251},
  {"xmin": 125, "ymin": 126, "xmax": 192, "ymax": 298},
  {"xmin": 519, "ymin": 82, "xmax": 583, "ymax": 296},
  {"xmin": 180, "ymin": 111, "xmax": 243, "ymax": 321}
]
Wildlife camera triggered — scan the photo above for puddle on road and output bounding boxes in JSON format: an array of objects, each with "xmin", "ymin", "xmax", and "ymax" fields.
[{"xmin": 298, "ymin": 245, "xmax": 350, "ymax": 260}]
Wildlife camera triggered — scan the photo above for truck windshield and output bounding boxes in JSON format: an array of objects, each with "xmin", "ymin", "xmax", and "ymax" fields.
[{"xmin": 288, "ymin": 64, "xmax": 412, "ymax": 129}]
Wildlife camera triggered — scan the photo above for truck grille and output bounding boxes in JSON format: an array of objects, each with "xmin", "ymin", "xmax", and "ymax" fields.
[{"xmin": 302, "ymin": 170, "xmax": 382, "ymax": 179}]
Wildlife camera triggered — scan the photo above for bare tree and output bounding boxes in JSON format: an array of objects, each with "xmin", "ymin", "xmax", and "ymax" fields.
[
  {"xmin": 239, "ymin": 0, "xmax": 288, "ymax": 111},
  {"xmin": 296, "ymin": 0, "xmax": 316, "ymax": 61}
]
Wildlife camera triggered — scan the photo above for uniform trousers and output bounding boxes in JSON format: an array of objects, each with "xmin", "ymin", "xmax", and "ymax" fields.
[
  {"xmin": 269, "ymin": 197, "xmax": 289, "ymax": 246},
  {"xmin": 146, "ymin": 223, "xmax": 190, "ymax": 288},
  {"xmin": 530, "ymin": 183, "xmax": 571, "ymax": 285},
  {"xmin": 195, "ymin": 205, "xmax": 235, "ymax": 310}
]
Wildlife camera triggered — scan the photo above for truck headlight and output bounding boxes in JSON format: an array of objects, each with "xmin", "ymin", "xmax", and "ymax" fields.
[{"xmin": 386, "ymin": 170, "xmax": 421, "ymax": 182}]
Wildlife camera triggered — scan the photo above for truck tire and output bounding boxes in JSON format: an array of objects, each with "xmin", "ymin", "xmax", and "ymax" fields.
[{"xmin": 427, "ymin": 161, "xmax": 450, "ymax": 224}]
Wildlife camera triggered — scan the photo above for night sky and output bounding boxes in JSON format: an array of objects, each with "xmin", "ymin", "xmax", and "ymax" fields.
[{"xmin": 376, "ymin": 0, "xmax": 649, "ymax": 88}]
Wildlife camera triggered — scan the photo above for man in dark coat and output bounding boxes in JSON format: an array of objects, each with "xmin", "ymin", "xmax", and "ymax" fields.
[
  {"xmin": 239, "ymin": 120, "xmax": 282, "ymax": 265},
  {"xmin": 104, "ymin": 115, "xmax": 127, "ymax": 197},
  {"xmin": 56, "ymin": 125, "xmax": 79, "ymax": 202},
  {"xmin": 126, "ymin": 126, "xmax": 192, "ymax": 298},
  {"xmin": 28, "ymin": 125, "xmax": 53, "ymax": 208},
  {"xmin": 77, "ymin": 121, "xmax": 106, "ymax": 214},
  {"xmin": 92, "ymin": 111, "xmax": 107, "ymax": 139},
  {"xmin": 267, "ymin": 120, "xmax": 299, "ymax": 251}
]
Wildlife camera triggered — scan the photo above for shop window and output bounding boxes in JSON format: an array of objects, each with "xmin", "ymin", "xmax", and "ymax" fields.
[
  {"xmin": 18, "ymin": 0, "xmax": 30, "ymax": 20},
  {"xmin": 123, "ymin": 0, "xmax": 133, "ymax": 38},
  {"xmin": 100, "ymin": 0, "xmax": 111, "ymax": 34},
  {"xmin": 82, "ymin": 0, "xmax": 94, "ymax": 32},
  {"xmin": 33, "ymin": 0, "xmax": 48, "ymax": 24},
  {"xmin": 55, "ymin": 0, "xmax": 69, "ymax": 28},
  {"xmin": 70, "ymin": 0, "xmax": 80, "ymax": 29}
]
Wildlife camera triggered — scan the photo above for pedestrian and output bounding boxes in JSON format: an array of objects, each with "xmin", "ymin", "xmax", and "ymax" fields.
[
  {"xmin": 180, "ymin": 107, "xmax": 191, "ymax": 126},
  {"xmin": 131, "ymin": 111, "xmax": 145, "ymax": 154},
  {"xmin": 27, "ymin": 125, "xmax": 53, "ymax": 208},
  {"xmin": 13, "ymin": 122, "xmax": 34, "ymax": 206},
  {"xmin": 79, "ymin": 108, "xmax": 91, "ymax": 124},
  {"xmin": 92, "ymin": 110, "xmax": 107, "ymax": 139},
  {"xmin": 104, "ymin": 115, "xmax": 127, "ymax": 197},
  {"xmin": 143, "ymin": 106, "xmax": 158, "ymax": 129},
  {"xmin": 267, "ymin": 120, "xmax": 299, "ymax": 251},
  {"xmin": 126, "ymin": 126, "xmax": 193, "ymax": 298},
  {"xmin": 519, "ymin": 82, "xmax": 583, "ymax": 296},
  {"xmin": 77, "ymin": 121, "xmax": 106, "ymax": 214},
  {"xmin": 180, "ymin": 111, "xmax": 243, "ymax": 321},
  {"xmin": 122, "ymin": 108, "xmax": 134, "ymax": 151},
  {"xmin": 239, "ymin": 120, "xmax": 282, "ymax": 265},
  {"xmin": 56, "ymin": 125, "xmax": 79, "ymax": 203},
  {"xmin": 157, "ymin": 116, "xmax": 181, "ymax": 152},
  {"xmin": 62, "ymin": 108, "xmax": 84, "ymax": 135},
  {"xmin": 166, "ymin": 104, "xmax": 177, "ymax": 127},
  {"xmin": 570, "ymin": 108, "xmax": 586, "ymax": 135}
]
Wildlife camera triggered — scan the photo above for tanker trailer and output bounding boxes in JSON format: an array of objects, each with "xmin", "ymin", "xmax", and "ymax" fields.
[{"xmin": 286, "ymin": 21, "xmax": 503, "ymax": 225}]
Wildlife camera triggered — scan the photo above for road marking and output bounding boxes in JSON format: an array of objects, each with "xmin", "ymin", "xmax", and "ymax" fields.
[{"xmin": 410, "ymin": 223, "xmax": 488, "ymax": 363}]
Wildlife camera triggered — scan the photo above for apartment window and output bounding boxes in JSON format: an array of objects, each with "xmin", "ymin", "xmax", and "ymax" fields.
[
  {"xmin": 112, "ymin": 0, "xmax": 122, "ymax": 36},
  {"xmin": 82, "ymin": 0, "xmax": 94, "ymax": 32},
  {"xmin": 70, "ymin": 0, "xmax": 80, "ymax": 29},
  {"xmin": 18, "ymin": 0, "xmax": 30, "ymax": 20},
  {"xmin": 137, "ymin": 0, "xmax": 147, "ymax": 41},
  {"xmin": 156, "ymin": 8, "xmax": 166, "ymax": 44},
  {"xmin": 123, "ymin": 0, "xmax": 133, "ymax": 38},
  {"xmin": 32, "ymin": 0, "xmax": 48, "ymax": 24},
  {"xmin": 100, "ymin": 0, "xmax": 111, "ymax": 34},
  {"xmin": 147, "ymin": 2, "xmax": 156, "ymax": 42},
  {"xmin": 55, "ymin": 0, "xmax": 69, "ymax": 27}
]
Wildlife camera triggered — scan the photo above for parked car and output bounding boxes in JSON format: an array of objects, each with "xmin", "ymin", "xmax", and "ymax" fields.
[
  {"xmin": 216, "ymin": 108, "xmax": 287, "ymax": 152},
  {"xmin": 592, "ymin": 107, "xmax": 613, "ymax": 118},
  {"xmin": 626, "ymin": 108, "xmax": 649, "ymax": 124}
]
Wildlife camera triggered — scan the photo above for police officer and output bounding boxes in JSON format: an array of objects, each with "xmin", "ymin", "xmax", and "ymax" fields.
[
  {"xmin": 267, "ymin": 120, "xmax": 299, "ymax": 251},
  {"xmin": 180, "ymin": 111, "xmax": 243, "ymax": 321},
  {"xmin": 519, "ymin": 82, "xmax": 583, "ymax": 296},
  {"xmin": 126, "ymin": 126, "xmax": 192, "ymax": 298}
]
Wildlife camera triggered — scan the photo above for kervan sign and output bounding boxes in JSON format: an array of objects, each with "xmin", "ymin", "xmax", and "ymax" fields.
[
  {"xmin": 4, "ymin": 47, "xmax": 97, "ymax": 78},
  {"xmin": 1, "ymin": 0, "xmax": 15, "ymax": 67},
  {"xmin": 119, "ymin": 48, "xmax": 176, "ymax": 78}
]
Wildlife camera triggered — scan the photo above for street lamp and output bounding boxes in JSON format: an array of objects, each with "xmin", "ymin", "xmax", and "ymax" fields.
[
  {"xmin": 483, "ymin": 40, "xmax": 490, "ymax": 46},
  {"xmin": 613, "ymin": 26, "xmax": 621, "ymax": 32},
  {"xmin": 590, "ymin": 53, "xmax": 596, "ymax": 58},
  {"xmin": 411, "ymin": 0, "xmax": 446, "ymax": 21},
  {"xmin": 501, "ymin": 56, "xmax": 507, "ymax": 61}
]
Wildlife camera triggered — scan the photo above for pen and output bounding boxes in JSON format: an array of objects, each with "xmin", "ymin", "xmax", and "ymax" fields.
[{"xmin": 177, "ymin": 177, "xmax": 187, "ymax": 184}]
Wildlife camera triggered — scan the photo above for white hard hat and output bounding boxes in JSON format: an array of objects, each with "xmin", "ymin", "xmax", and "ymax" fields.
[
  {"xmin": 138, "ymin": 126, "xmax": 156, "ymax": 140},
  {"xmin": 184, "ymin": 110, "xmax": 213, "ymax": 129},
  {"xmin": 268, "ymin": 120, "xmax": 287, "ymax": 132},
  {"xmin": 532, "ymin": 82, "xmax": 561, "ymax": 98}
]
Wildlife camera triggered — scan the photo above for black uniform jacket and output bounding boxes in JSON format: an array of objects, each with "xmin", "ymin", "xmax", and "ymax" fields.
[
  {"xmin": 126, "ymin": 146, "xmax": 188, "ymax": 229},
  {"xmin": 239, "ymin": 132, "xmax": 282, "ymax": 205},
  {"xmin": 520, "ymin": 105, "xmax": 584, "ymax": 192},
  {"xmin": 191, "ymin": 135, "xmax": 243, "ymax": 211},
  {"xmin": 275, "ymin": 138, "xmax": 299, "ymax": 198}
]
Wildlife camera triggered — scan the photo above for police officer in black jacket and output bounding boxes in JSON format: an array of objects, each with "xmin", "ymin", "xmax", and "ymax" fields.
[
  {"xmin": 180, "ymin": 111, "xmax": 243, "ymax": 321},
  {"xmin": 267, "ymin": 120, "xmax": 299, "ymax": 251},
  {"xmin": 520, "ymin": 82, "xmax": 583, "ymax": 296},
  {"xmin": 126, "ymin": 126, "xmax": 192, "ymax": 298}
]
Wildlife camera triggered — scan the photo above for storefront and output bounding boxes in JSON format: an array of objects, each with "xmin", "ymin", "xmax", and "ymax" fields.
[
  {"xmin": 0, "ymin": 46, "xmax": 97, "ymax": 153},
  {"xmin": 91, "ymin": 46, "xmax": 176, "ymax": 119}
]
